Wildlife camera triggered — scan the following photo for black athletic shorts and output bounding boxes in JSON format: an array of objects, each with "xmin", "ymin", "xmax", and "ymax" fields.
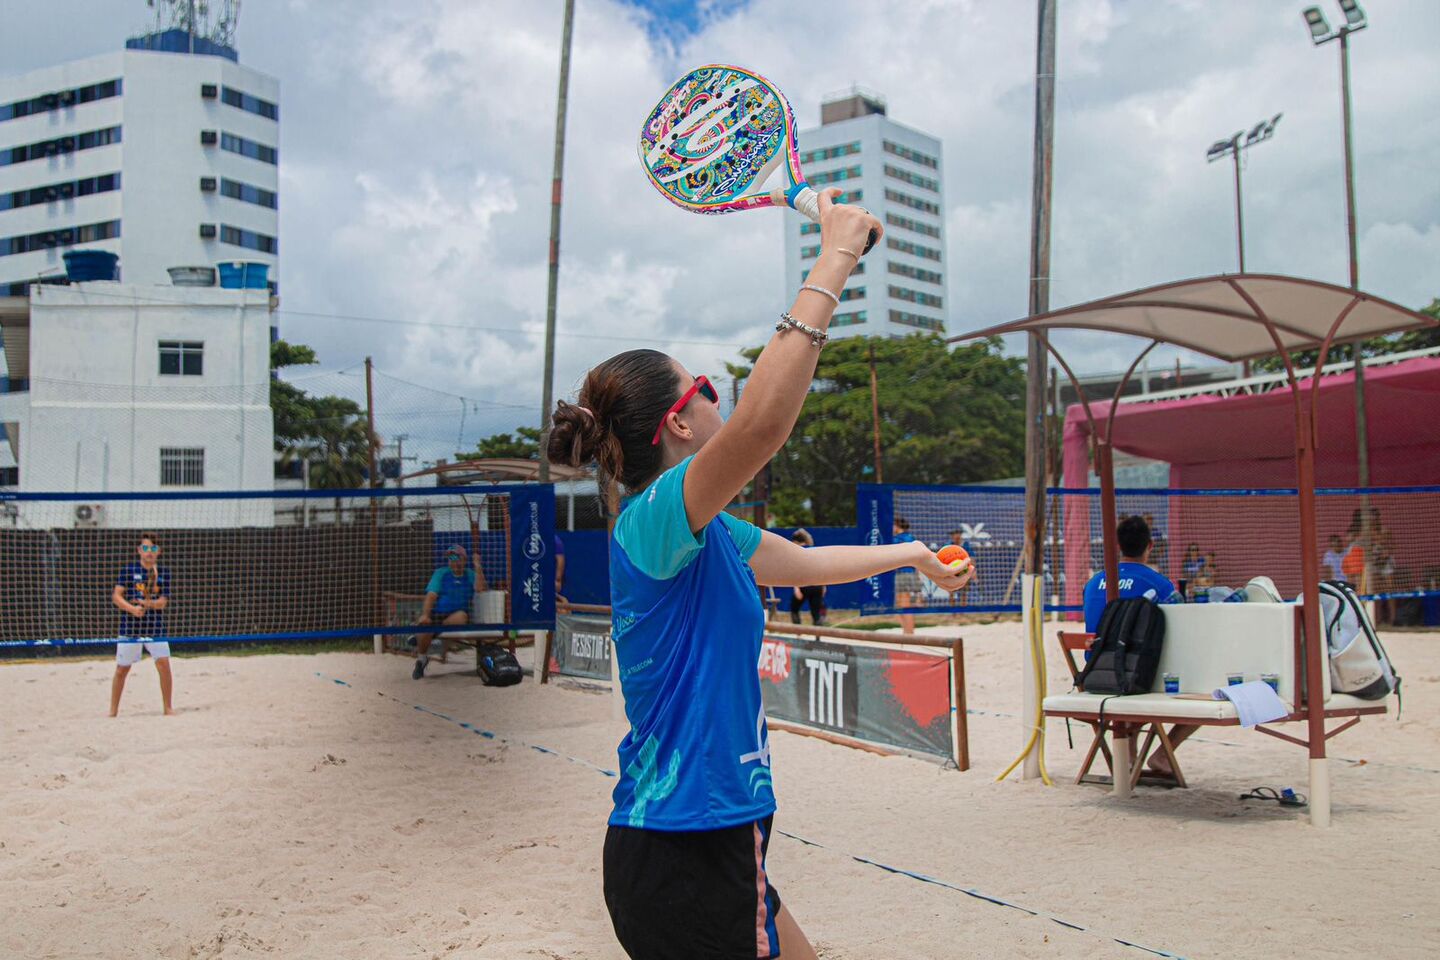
[{"xmin": 603, "ymin": 815, "xmax": 782, "ymax": 960}]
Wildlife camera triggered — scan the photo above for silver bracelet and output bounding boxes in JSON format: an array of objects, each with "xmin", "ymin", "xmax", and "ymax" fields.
[
  {"xmin": 799, "ymin": 283, "xmax": 840, "ymax": 306},
  {"xmin": 776, "ymin": 311, "xmax": 829, "ymax": 347}
]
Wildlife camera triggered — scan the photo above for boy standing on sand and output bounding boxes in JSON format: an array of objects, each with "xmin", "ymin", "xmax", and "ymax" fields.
[{"xmin": 110, "ymin": 532, "xmax": 175, "ymax": 716}]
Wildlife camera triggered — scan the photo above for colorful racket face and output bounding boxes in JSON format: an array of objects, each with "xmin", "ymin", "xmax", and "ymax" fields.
[{"xmin": 638, "ymin": 64, "xmax": 809, "ymax": 218}]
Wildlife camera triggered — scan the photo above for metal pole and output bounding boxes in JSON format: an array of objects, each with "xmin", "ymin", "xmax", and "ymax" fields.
[
  {"xmin": 1021, "ymin": 0, "xmax": 1058, "ymax": 782},
  {"xmin": 537, "ymin": 0, "xmax": 576, "ymax": 483},
  {"xmin": 1231, "ymin": 146, "xmax": 1246, "ymax": 273},
  {"xmin": 869, "ymin": 342, "xmax": 884, "ymax": 483},
  {"xmin": 365, "ymin": 356, "xmax": 381, "ymax": 652},
  {"xmin": 1340, "ymin": 29, "xmax": 1370, "ymax": 488}
]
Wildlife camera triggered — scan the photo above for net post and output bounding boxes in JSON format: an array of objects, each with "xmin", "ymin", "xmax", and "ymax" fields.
[{"xmin": 950, "ymin": 637, "xmax": 969, "ymax": 771}]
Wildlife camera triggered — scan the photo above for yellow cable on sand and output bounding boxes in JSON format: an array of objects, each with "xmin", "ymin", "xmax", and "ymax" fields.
[{"xmin": 995, "ymin": 575, "xmax": 1054, "ymax": 785}]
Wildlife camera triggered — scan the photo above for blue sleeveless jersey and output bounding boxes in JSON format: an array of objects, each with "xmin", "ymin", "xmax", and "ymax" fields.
[{"xmin": 608, "ymin": 455, "xmax": 772, "ymax": 831}]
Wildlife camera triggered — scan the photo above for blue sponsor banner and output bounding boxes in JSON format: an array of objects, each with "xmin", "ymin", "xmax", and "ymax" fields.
[
  {"xmin": 855, "ymin": 484, "xmax": 894, "ymax": 614},
  {"xmin": 509, "ymin": 485, "xmax": 556, "ymax": 629}
]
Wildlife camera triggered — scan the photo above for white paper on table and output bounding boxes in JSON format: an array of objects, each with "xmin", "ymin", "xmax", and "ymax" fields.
[{"xmin": 1212, "ymin": 681, "xmax": 1289, "ymax": 728}]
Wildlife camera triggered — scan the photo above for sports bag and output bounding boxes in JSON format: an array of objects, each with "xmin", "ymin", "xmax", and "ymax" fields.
[
  {"xmin": 1076, "ymin": 597, "xmax": 1166, "ymax": 696},
  {"xmin": 1319, "ymin": 580, "xmax": 1400, "ymax": 702},
  {"xmin": 477, "ymin": 642, "xmax": 523, "ymax": 687}
]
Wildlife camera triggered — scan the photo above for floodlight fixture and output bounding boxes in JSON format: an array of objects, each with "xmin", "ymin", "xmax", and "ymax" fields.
[
  {"xmin": 1338, "ymin": 0, "xmax": 1366, "ymax": 28},
  {"xmin": 1303, "ymin": 7, "xmax": 1331, "ymax": 43}
]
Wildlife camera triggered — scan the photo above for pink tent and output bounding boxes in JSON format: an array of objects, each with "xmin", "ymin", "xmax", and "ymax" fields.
[{"xmin": 1062, "ymin": 356, "xmax": 1440, "ymax": 603}]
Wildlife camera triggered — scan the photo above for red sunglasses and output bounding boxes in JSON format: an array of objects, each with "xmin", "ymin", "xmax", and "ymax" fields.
[{"xmin": 651, "ymin": 375, "xmax": 720, "ymax": 446}]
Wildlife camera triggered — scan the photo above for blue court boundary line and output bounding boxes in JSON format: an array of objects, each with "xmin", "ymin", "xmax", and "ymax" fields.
[{"xmin": 313, "ymin": 671, "xmax": 1187, "ymax": 960}]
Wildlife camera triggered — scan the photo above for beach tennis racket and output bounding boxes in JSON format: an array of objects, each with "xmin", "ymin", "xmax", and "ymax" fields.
[{"xmin": 639, "ymin": 64, "xmax": 876, "ymax": 253}]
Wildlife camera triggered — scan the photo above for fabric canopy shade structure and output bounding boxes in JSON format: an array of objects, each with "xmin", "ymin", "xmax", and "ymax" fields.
[{"xmin": 955, "ymin": 272, "xmax": 1438, "ymax": 827}]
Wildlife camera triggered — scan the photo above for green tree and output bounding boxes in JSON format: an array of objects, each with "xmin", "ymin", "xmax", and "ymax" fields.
[
  {"xmin": 730, "ymin": 334, "xmax": 1026, "ymax": 526},
  {"xmin": 271, "ymin": 340, "xmax": 373, "ymax": 489},
  {"xmin": 458, "ymin": 426, "xmax": 542, "ymax": 461}
]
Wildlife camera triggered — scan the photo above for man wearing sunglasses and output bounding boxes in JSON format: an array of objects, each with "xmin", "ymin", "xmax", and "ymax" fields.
[{"xmin": 110, "ymin": 532, "xmax": 175, "ymax": 716}]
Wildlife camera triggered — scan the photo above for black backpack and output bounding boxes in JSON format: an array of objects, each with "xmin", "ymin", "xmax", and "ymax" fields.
[
  {"xmin": 477, "ymin": 643, "xmax": 523, "ymax": 687},
  {"xmin": 1076, "ymin": 597, "xmax": 1166, "ymax": 696}
]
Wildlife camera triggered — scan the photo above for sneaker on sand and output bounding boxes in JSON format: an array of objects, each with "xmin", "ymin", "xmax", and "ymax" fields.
[{"xmin": 412, "ymin": 657, "xmax": 427, "ymax": 680}]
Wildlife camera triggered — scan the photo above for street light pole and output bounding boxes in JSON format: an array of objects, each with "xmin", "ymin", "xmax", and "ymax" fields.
[
  {"xmin": 538, "ymin": 0, "xmax": 576, "ymax": 483},
  {"xmin": 1205, "ymin": 113, "xmax": 1281, "ymax": 276},
  {"xmin": 1231, "ymin": 146, "xmax": 1245, "ymax": 272},
  {"xmin": 1302, "ymin": 3, "xmax": 1371, "ymax": 490}
]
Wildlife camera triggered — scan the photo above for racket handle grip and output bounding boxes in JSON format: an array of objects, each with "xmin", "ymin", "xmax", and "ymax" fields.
[{"xmin": 789, "ymin": 187, "xmax": 879, "ymax": 256}]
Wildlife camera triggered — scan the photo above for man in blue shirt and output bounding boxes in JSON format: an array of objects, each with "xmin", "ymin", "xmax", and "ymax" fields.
[
  {"xmin": 412, "ymin": 544, "xmax": 479, "ymax": 679},
  {"xmin": 1082, "ymin": 515, "xmax": 1179, "ymax": 634}
]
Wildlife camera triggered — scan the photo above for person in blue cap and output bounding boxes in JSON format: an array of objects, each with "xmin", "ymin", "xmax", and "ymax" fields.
[{"xmin": 412, "ymin": 543, "xmax": 479, "ymax": 679}]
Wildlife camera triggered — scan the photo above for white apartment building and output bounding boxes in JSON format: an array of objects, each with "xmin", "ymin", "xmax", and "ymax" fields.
[
  {"xmin": 783, "ymin": 91, "xmax": 948, "ymax": 339},
  {"xmin": 0, "ymin": 281, "xmax": 275, "ymax": 526},
  {"xmin": 0, "ymin": 30, "xmax": 279, "ymax": 297}
]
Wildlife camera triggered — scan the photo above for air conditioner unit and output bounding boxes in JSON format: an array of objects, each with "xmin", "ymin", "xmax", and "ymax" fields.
[
  {"xmin": 59, "ymin": 90, "xmax": 76, "ymax": 106},
  {"xmin": 199, "ymin": 223, "xmax": 217, "ymax": 239},
  {"xmin": 199, "ymin": 176, "xmax": 217, "ymax": 193},
  {"xmin": 59, "ymin": 136, "xmax": 75, "ymax": 151},
  {"xmin": 42, "ymin": 93, "xmax": 59, "ymax": 109},
  {"xmin": 200, "ymin": 130, "xmax": 218, "ymax": 146},
  {"xmin": 57, "ymin": 229, "xmax": 75, "ymax": 245},
  {"xmin": 41, "ymin": 232, "xmax": 58, "ymax": 246},
  {"xmin": 58, "ymin": 182, "xmax": 75, "ymax": 199},
  {"xmin": 74, "ymin": 504, "xmax": 105, "ymax": 528},
  {"xmin": 201, "ymin": 83, "xmax": 218, "ymax": 99},
  {"xmin": 43, "ymin": 187, "xmax": 60, "ymax": 201}
]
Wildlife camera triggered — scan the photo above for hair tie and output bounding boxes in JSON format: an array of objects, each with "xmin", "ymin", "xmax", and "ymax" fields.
[{"xmin": 577, "ymin": 405, "xmax": 596, "ymax": 419}]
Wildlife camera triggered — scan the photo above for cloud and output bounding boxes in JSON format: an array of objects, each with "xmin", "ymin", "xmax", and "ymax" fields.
[{"xmin": 5, "ymin": 0, "xmax": 1437, "ymax": 466}]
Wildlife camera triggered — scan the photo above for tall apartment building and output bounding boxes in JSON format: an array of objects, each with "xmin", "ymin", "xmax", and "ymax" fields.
[
  {"xmin": 783, "ymin": 90, "xmax": 947, "ymax": 339},
  {"xmin": 0, "ymin": 29, "xmax": 279, "ymax": 297}
]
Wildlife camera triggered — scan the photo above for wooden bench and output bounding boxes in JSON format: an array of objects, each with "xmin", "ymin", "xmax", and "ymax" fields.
[{"xmin": 1044, "ymin": 603, "xmax": 1388, "ymax": 797}]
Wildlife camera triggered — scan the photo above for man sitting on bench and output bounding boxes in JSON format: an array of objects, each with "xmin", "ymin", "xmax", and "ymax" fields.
[
  {"xmin": 1081, "ymin": 516, "xmax": 1189, "ymax": 776},
  {"xmin": 412, "ymin": 544, "xmax": 479, "ymax": 680}
]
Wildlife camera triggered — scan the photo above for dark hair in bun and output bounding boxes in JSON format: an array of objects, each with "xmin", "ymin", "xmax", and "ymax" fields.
[{"xmin": 547, "ymin": 349, "xmax": 681, "ymax": 491}]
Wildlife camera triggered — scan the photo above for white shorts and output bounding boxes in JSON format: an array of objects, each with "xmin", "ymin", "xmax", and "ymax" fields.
[{"xmin": 116, "ymin": 640, "xmax": 171, "ymax": 666}]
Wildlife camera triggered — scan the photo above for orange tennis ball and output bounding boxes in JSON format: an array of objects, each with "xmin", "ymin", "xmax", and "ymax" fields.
[{"xmin": 937, "ymin": 545, "xmax": 970, "ymax": 568}]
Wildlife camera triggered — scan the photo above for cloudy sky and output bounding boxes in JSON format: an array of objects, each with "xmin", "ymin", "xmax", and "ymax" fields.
[{"xmin": 6, "ymin": 0, "xmax": 1437, "ymax": 462}]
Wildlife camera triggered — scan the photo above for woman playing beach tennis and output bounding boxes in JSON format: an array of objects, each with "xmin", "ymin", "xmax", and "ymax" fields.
[
  {"xmin": 109, "ymin": 531, "xmax": 175, "ymax": 717},
  {"xmin": 548, "ymin": 190, "xmax": 974, "ymax": 960}
]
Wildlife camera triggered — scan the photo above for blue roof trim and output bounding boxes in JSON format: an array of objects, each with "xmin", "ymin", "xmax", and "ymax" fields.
[{"xmin": 126, "ymin": 29, "xmax": 238, "ymax": 63}]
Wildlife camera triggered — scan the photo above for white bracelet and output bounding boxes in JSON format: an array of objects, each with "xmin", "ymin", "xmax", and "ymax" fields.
[
  {"xmin": 776, "ymin": 311, "xmax": 829, "ymax": 347},
  {"xmin": 799, "ymin": 283, "xmax": 840, "ymax": 306}
]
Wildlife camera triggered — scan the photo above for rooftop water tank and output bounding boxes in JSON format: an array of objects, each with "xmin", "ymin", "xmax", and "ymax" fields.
[
  {"xmin": 168, "ymin": 266, "xmax": 217, "ymax": 287},
  {"xmin": 217, "ymin": 260, "xmax": 269, "ymax": 290},
  {"xmin": 62, "ymin": 250, "xmax": 119, "ymax": 282}
]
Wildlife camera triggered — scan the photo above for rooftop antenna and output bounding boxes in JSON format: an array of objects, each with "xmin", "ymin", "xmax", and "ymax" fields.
[{"xmin": 144, "ymin": 0, "xmax": 241, "ymax": 49}]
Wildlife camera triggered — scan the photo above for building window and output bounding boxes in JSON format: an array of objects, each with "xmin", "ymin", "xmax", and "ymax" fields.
[
  {"xmin": 799, "ymin": 141, "xmax": 861, "ymax": 165},
  {"xmin": 0, "ymin": 78, "xmax": 121, "ymax": 123},
  {"xmin": 832, "ymin": 310, "xmax": 867, "ymax": 327},
  {"xmin": 888, "ymin": 284, "xmax": 943, "ymax": 308},
  {"xmin": 887, "ymin": 236, "xmax": 942, "ymax": 262},
  {"xmin": 220, "ymin": 132, "xmax": 277, "ymax": 165},
  {"xmin": 884, "ymin": 164, "xmax": 939, "ymax": 193},
  {"xmin": 0, "ymin": 173, "xmax": 120, "ymax": 212},
  {"xmin": 802, "ymin": 262, "xmax": 863, "ymax": 280},
  {"xmin": 884, "ymin": 211, "xmax": 940, "ymax": 239},
  {"xmin": 220, "ymin": 224, "xmax": 277, "ymax": 254},
  {"xmin": 810, "ymin": 164, "xmax": 862, "ymax": 185},
  {"xmin": 888, "ymin": 261, "xmax": 942, "ymax": 285},
  {"xmin": 884, "ymin": 188, "xmax": 940, "ymax": 216},
  {"xmin": 800, "ymin": 222, "xmax": 820, "ymax": 236},
  {"xmin": 889, "ymin": 309, "xmax": 944, "ymax": 332},
  {"xmin": 839, "ymin": 286, "xmax": 865, "ymax": 302},
  {"xmin": 160, "ymin": 447, "xmax": 205, "ymax": 487},
  {"xmin": 833, "ymin": 189, "xmax": 862, "ymax": 204},
  {"xmin": 1, "ymin": 219, "xmax": 120, "ymax": 257},
  {"xmin": 220, "ymin": 178, "xmax": 278, "ymax": 209},
  {"xmin": 220, "ymin": 86, "xmax": 278, "ymax": 121},
  {"xmin": 882, "ymin": 140, "xmax": 939, "ymax": 169},
  {"xmin": 800, "ymin": 244, "xmax": 821, "ymax": 260},
  {"xmin": 1, "ymin": 125, "xmax": 122, "ymax": 167},
  {"xmin": 158, "ymin": 341, "xmax": 204, "ymax": 376}
]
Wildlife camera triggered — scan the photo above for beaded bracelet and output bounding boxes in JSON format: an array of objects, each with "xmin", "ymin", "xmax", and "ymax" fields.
[{"xmin": 776, "ymin": 311, "xmax": 829, "ymax": 347}]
